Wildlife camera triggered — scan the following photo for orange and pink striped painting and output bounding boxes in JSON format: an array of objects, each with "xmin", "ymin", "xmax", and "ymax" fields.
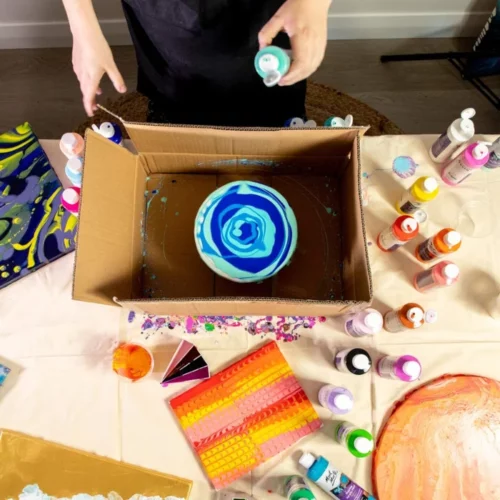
[{"xmin": 170, "ymin": 341, "xmax": 322, "ymax": 490}]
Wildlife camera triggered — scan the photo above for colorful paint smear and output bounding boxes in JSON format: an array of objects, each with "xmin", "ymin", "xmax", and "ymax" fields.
[
  {"xmin": 128, "ymin": 312, "xmax": 326, "ymax": 342},
  {"xmin": 373, "ymin": 374, "xmax": 500, "ymax": 500},
  {"xmin": 112, "ymin": 343, "xmax": 153, "ymax": 382},
  {"xmin": 392, "ymin": 156, "xmax": 418, "ymax": 179},
  {"xmin": 0, "ymin": 123, "xmax": 77, "ymax": 289},
  {"xmin": 170, "ymin": 341, "xmax": 322, "ymax": 490}
]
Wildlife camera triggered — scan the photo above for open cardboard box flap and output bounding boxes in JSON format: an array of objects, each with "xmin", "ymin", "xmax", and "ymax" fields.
[{"xmin": 73, "ymin": 113, "xmax": 373, "ymax": 316}]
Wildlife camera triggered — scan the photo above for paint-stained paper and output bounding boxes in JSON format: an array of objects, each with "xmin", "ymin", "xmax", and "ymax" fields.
[
  {"xmin": 0, "ymin": 123, "xmax": 77, "ymax": 290},
  {"xmin": 0, "ymin": 430, "xmax": 192, "ymax": 499}
]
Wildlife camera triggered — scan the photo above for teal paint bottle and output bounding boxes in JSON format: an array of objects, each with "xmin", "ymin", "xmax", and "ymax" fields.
[
  {"xmin": 335, "ymin": 422, "xmax": 374, "ymax": 458},
  {"xmin": 284, "ymin": 475, "xmax": 316, "ymax": 500},
  {"xmin": 254, "ymin": 46, "xmax": 291, "ymax": 87},
  {"xmin": 299, "ymin": 453, "xmax": 376, "ymax": 500}
]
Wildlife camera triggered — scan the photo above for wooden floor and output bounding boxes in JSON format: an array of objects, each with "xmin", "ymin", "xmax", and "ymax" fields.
[{"xmin": 0, "ymin": 38, "xmax": 498, "ymax": 138}]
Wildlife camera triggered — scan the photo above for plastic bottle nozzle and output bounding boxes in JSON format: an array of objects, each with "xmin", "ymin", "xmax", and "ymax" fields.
[
  {"xmin": 334, "ymin": 393, "xmax": 353, "ymax": 411},
  {"xmin": 364, "ymin": 312, "xmax": 383, "ymax": 330},
  {"xmin": 62, "ymin": 189, "xmax": 80, "ymax": 205},
  {"xmin": 472, "ymin": 143, "xmax": 489, "ymax": 160},
  {"xmin": 407, "ymin": 307, "xmax": 424, "ymax": 326},
  {"xmin": 263, "ymin": 70, "xmax": 282, "ymax": 87},
  {"xmin": 401, "ymin": 218, "xmax": 418, "ymax": 233},
  {"xmin": 352, "ymin": 354, "xmax": 370, "ymax": 370},
  {"xmin": 67, "ymin": 157, "xmax": 83, "ymax": 174},
  {"xmin": 422, "ymin": 177, "xmax": 438, "ymax": 193},
  {"xmin": 402, "ymin": 360, "xmax": 421, "ymax": 379},
  {"xmin": 354, "ymin": 436, "xmax": 374, "ymax": 454},
  {"xmin": 299, "ymin": 452, "xmax": 316, "ymax": 469},
  {"xmin": 443, "ymin": 263, "xmax": 459, "ymax": 280},
  {"xmin": 61, "ymin": 133, "xmax": 77, "ymax": 149},
  {"xmin": 444, "ymin": 231, "xmax": 461, "ymax": 247}
]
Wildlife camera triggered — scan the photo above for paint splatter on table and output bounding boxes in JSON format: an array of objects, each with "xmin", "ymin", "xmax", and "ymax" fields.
[
  {"xmin": 127, "ymin": 311, "xmax": 326, "ymax": 342},
  {"xmin": 373, "ymin": 374, "xmax": 500, "ymax": 500}
]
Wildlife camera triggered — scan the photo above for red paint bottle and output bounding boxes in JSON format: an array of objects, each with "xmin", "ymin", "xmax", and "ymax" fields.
[{"xmin": 377, "ymin": 215, "xmax": 419, "ymax": 252}]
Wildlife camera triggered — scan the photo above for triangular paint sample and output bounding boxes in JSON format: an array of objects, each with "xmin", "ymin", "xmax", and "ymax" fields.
[
  {"xmin": 161, "ymin": 340, "xmax": 210, "ymax": 386},
  {"xmin": 161, "ymin": 366, "xmax": 210, "ymax": 387},
  {"xmin": 162, "ymin": 340, "xmax": 193, "ymax": 380}
]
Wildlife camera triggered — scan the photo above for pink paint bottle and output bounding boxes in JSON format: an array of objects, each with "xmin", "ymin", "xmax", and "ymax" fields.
[
  {"xmin": 441, "ymin": 142, "xmax": 489, "ymax": 186},
  {"xmin": 344, "ymin": 308, "xmax": 383, "ymax": 337},
  {"xmin": 60, "ymin": 133, "xmax": 85, "ymax": 160},
  {"xmin": 377, "ymin": 355, "xmax": 422, "ymax": 382},
  {"xmin": 61, "ymin": 187, "xmax": 81, "ymax": 216},
  {"xmin": 414, "ymin": 260, "xmax": 459, "ymax": 292}
]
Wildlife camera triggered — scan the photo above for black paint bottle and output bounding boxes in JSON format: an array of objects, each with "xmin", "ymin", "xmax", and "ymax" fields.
[{"xmin": 334, "ymin": 348, "xmax": 372, "ymax": 375}]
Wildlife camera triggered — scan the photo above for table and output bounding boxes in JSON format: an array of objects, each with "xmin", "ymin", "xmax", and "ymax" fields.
[{"xmin": 1, "ymin": 134, "xmax": 499, "ymax": 499}]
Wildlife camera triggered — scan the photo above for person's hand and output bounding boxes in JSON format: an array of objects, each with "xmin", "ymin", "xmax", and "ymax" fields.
[
  {"xmin": 72, "ymin": 32, "xmax": 127, "ymax": 116},
  {"xmin": 258, "ymin": 0, "xmax": 331, "ymax": 86}
]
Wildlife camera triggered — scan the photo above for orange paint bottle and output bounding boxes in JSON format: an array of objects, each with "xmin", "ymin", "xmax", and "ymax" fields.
[
  {"xmin": 384, "ymin": 303, "xmax": 425, "ymax": 333},
  {"xmin": 377, "ymin": 216, "xmax": 419, "ymax": 252},
  {"xmin": 415, "ymin": 228, "xmax": 462, "ymax": 262}
]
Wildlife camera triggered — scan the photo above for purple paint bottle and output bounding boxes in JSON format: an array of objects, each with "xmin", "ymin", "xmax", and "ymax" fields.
[
  {"xmin": 344, "ymin": 308, "xmax": 383, "ymax": 337},
  {"xmin": 377, "ymin": 355, "xmax": 422, "ymax": 382},
  {"xmin": 318, "ymin": 385, "xmax": 354, "ymax": 415}
]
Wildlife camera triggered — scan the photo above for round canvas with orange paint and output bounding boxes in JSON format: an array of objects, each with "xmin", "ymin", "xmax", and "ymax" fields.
[{"xmin": 373, "ymin": 375, "xmax": 500, "ymax": 500}]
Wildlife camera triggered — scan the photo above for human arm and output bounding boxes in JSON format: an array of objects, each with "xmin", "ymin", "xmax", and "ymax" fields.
[
  {"xmin": 62, "ymin": 0, "xmax": 127, "ymax": 116},
  {"xmin": 258, "ymin": 0, "xmax": 332, "ymax": 86}
]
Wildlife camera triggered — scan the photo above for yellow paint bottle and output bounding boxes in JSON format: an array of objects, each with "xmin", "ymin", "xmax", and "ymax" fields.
[{"xmin": 396, "ymin": 176, "xmax": 439, "ymax": 215}]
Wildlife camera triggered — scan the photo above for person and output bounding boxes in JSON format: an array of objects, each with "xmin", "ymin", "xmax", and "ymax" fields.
[{"xmin": 62, "ymin": 0, "xmax": 331, "ymax": 127}]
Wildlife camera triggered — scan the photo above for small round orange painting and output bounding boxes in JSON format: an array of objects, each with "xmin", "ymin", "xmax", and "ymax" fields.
[{"xmin": 373, "ymin": 375, "xmax": 500, "ymax": 500}]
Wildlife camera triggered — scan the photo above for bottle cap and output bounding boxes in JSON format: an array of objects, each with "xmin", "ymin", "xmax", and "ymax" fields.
[
  {"xmin": 66, "ymin": 157, "xmax": 83, "ymax": 174},
  {"xmin": 402, "ymin": 360, "xmax": 421, "ymax": 379},
  {"xmin": 352, "ymin": 353, "xmax": 370, "ymax": 371},
  {"xmin": 263, "ymin": 69, "xmax": 282, "ymax": 87},
  {"xmin": 425, "ymin": 309, "xmax": 438, "ymax": 324},
  {"xmin": 61, "ymin": 133, "xmax": 77, "ymax": 149},
  {"xmin": 364, "ymin": 311, "xmax": 383, "ymax": 331},
  {"xmin": 413, "ymin": 209, "xmax": 428, "ymax": 225},
  {"xmin": 62, "ymin": 188, "xmax": 79, "ymax": 205},
  {"xmin": 354, "ymin": 436, "xmax": 374, "ymax": 454},
  {"xmin": 444, "ymin": 231, "xmax": 461, "ymax": 247},
  {"xmin": 422, "ymin": 177, "xmax": 438, "ymax": 193},
  {"xmin": 443, "ymin": 263, "xmax": 460, "ymax": 279},
  {"xmin": 472, "ymin": 143, "xmax": 489, "ymax": 160},
  {"xmin": 333, "ymin": 393, "xmax": 353, "ymax": 411},
  {"xmin": 459, "ymin": 108, "xmax": 476, "ymax": 135},
  {"xmin": 401, "ymin": 217, "xmax": 418, "ymax": 234},
  {"xmin": 406, "ymin": 307, "xmax": 424, "ymax": 326},
  {"xmin": 461, "ymin": 108, "xmax": 476, "ymax": 120},
  {"xmin": 299, "ymin": 452, "xmax": 316, "ymax": 469}
]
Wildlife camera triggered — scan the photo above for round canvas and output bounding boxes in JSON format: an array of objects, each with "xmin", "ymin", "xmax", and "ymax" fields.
[
  {"xmin": 373, "ymin": 375, "xmax": 500, "ymax": 500},
  {"xmin": 194, "ymin": 181, "xmax": 297, "ymax": 283}
]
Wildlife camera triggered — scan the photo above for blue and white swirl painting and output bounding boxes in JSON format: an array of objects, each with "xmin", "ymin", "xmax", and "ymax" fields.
[{"xmin": 195, "ymin": 181, "xmax": 298, "ymax": 283}]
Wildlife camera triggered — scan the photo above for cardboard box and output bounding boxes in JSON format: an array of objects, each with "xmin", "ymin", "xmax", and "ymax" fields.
[{"xmin": 73, "ymin": 117, "xmax": 372, "ymax": 316}]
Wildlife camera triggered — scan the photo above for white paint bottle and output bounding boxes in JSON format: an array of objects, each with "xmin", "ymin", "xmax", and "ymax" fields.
[{"xmin": 429, "ymin": 108, "xmax": 475, "ymax": 164}]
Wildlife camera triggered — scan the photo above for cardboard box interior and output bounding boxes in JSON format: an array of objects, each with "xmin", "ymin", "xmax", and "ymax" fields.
[{"xmin": 74, "ymin": 124, "xmax": 372, "ymax": 316}]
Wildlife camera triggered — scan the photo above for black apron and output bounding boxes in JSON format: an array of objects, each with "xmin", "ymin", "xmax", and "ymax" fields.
[{"xmin": 122, "ymin": 0, "xmax": 306, "ymax": 126}]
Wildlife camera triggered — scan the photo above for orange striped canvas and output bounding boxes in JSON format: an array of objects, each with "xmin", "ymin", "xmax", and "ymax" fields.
[{"xmin": 170, "ymin": 341, "xmax": 322, "ymax": 490}]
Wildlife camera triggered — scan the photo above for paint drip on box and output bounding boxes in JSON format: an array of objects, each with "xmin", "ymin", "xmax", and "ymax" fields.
[{"xmin": 128, "ymin": 311, "xmax": 326, "ymax": 342}]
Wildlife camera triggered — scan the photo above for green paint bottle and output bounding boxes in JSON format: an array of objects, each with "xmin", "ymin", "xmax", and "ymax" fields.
[
  {"xmin": 284, "ymin": 475, "xmax": 316, "ymax": 500},
  {"xmin": 335, "ymin": 422, "xmax": 374, "ymax": 458}
]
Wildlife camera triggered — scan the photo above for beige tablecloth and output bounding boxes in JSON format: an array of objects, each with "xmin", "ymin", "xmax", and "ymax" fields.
[{"xmin": 1, "ymin": 134, "xmax": 499, "ymax": 499}]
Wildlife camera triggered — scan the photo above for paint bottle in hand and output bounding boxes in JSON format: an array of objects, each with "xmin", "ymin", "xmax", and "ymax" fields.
[
  {"xmin": 318, "ymin": 385, "xmax": 354, "ymax": 415},
  {"xmin": 415, "ymin": 228, "xmax": 462, "ymax": 262},
  {"xmin": 485, "ymin": 138, "xmax": 500, "ymax": 169},
  {"xmin": 335, "ymin": 422, "xmax": 374, "ymax": 458},
  {"xmin": 396, "ymin": 176, "xmax": 439, "ymax": 215},
  {"xmin": 429, "ymin": 108, "xmax": 475, "ymax": 163},
  {"xmin": 344, "ymin": 308, "xmax": 383, "ymax": 337},
  {"xmin": 299, "ymin": 453, "xmax": 376, "ymax": 500},
  {"xmin": 377, "ymin": 215, "xmax": 419, "ymax": 252},
  {"xmin": 335, "ymin": 348, "xmax": 371, "ymax": 375},
  {"xmin": 284, "ymin": 476, "xmax": 316, "ymax": 500},
  {"xmin": 441, "ymin": 142, "xmax": 489, "ymax": 186},
  {"xmin": 60, "ymin": 132, "xmax": 85, "ymax": 160},
  {"xmin": 377, "ymin": 354, "xmax": 422, "ymax": 382},
  {"xmin": 61, "ymin": 187, "xmax": 81, "ymax": 216},
  {"xmin": 414, "ymin": 261, "xmax": 459, "ymax": 292},
  {"xmin": 384, "ymin": 303, "xmax": 425, "ymax": 333}
]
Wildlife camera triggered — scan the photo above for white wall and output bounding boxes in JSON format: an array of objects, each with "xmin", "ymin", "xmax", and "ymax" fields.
[{"xmin": 0, "ymin": 0, "xmax": 496, "ymax": 49}]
